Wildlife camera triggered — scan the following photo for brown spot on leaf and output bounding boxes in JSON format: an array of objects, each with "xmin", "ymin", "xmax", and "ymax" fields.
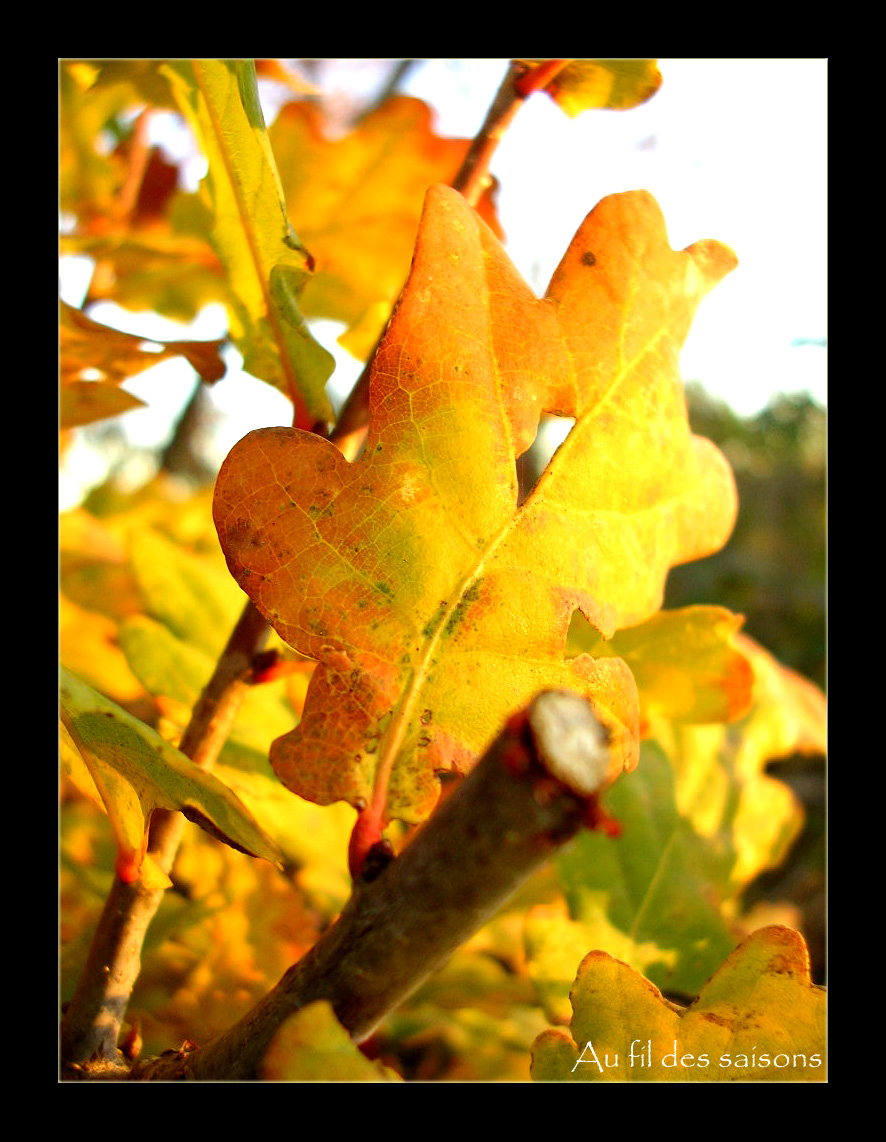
[{"xmin": 701, "ymin": 1011, "xmax": 734, "ymax": 1029}]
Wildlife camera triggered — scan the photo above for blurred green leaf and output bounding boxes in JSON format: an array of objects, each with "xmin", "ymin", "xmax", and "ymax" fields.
[{"xmin": 262, "ymin": 1002, "xmax": 401, "ymax": 1081}]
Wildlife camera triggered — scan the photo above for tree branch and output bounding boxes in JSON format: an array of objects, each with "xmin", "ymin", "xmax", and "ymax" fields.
[{"xmin": 133, "ymin": 690, "xmax": 617, "ymax": 1080}]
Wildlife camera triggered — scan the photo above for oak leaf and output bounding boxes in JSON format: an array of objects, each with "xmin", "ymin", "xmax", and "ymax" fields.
[
  {"xmin": 527, "ymin": 742, "xmax": 741, "ymax": 1015},
  {"xmin": 59, "ymin": 62, "xmax": 226, "ymax": 324},
  {"xmin": 60, "ymin": 668, "xmax": 285, "ymax": 886},
  {"xmin": 520, "ymin": 59, "xmax": 663, "ymax": 115},
  {"xmin": 60, "ymin": 302, "xmax": 226, "ymax": 429},
  {"xmin": 525, "ymin": 629, "xmax": 825, "ymax": 1014},
  {"xmin": 213, "ymin": 185, "xmax": 738, "ymax": 849},
  {"xmin": 269, "ymin": 95, "xmax": 502, "ymax": 360},
  {"xmin": 530, "ymin": 926, "xmax": 826, "ymax": 1081},
  {"xmin": 567, "ymin": 605, "xmax": 754, "ymax": 729},
  {"xmin": 262, "ymin": 1002, "xmax": 401, "ymax": 1082}
]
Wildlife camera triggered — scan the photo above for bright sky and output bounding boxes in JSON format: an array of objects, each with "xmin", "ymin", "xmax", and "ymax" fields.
[
  {"xmin": 60, "ymin": 59, "xmax": 826, "ymax": 507},
  {"xmin": 401, "ymin": 58, "xmax": 827, "ymax": 416}
]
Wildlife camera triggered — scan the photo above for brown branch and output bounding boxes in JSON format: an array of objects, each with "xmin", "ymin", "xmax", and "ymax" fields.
[
  {"xmin": 133, "ymin": 690, "xmax": 616, "ymax": 1080},
  {"xmin": 450, "ymin": 59, "xmax": 572, "ymax": 206}
]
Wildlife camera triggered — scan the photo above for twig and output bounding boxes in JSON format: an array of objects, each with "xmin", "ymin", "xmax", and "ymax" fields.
[
  {"xmin": 451, "ymin": 59, "xmax": 571, "ymax": 206},
  {"xmin": 325, "ymin": 59, "xmax": 571, "ymax": 460},
  {"xmin": 133, "ymin": 690, "xmax": 616, "ymax": 1080},
  {"xmin": 352, "ymin": 59, "xmax": 419, "ymax": 125},
  {"xmin": 61, "ymin": 601, "xmax": 270, "ymax": 1070}
]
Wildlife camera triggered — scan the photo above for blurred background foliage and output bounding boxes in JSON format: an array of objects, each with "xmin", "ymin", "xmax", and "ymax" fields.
[
  {"xmin": 670, "ymin": 383, "xmax": 825, "ymax": 694},
  {"xmin": 671, "ymin": 383, "xmax": 825, "ymax": 982}
]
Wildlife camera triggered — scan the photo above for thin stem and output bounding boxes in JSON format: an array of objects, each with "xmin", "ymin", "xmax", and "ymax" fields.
[
  {"xmin": 325, "ymin": 59, "xmax": 568, "ymax": 463},
  {"xmin": 114, "ymin": 109, "xmax": 153, "ymax": 222},
  {"xmin": 512, "ymin": 58, "xmax": 572, "ymax": 99},
  {"xmin": 61, "ymin": 601, "xmax": 270, "ymax": 1071},
  {"xmin": 450, "ymin": 59, "xmax": 572, "ymax": 205}
]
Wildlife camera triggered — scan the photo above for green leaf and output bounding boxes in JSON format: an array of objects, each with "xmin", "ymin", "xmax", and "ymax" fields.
[
  {"xmin": 262, "ymin": 1001, "xmax": 401, "ymax": 1081},
  {"xmin": 533, "ymin": 743, "xmax": 739, "ymax": 1007},
  {"xmin": 114, "ymin": 611, "xmax": 314, "ymax": 851},
  {"xmin": 162, "ymin": 59, "xmax": 334, "ymax": 427},
  {"xmin": 117, "ymin": 614, "xmax": 213, "ymax": 711},
  {"xmin": 525, "ymin": 634, "xmax": 817, "ymax": 1017},
  {"xmin": 60, "ymin": 668, "xmax": 285, "ymax": 884},
  {"xmin": 127, "ymin": 528, "xmax": 244, "ymax": 658}
]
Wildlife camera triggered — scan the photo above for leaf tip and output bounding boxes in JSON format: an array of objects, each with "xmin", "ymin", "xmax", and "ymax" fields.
[{"xmin": 685, "ymin": 236, "xmax": 739, "ymax": 294}]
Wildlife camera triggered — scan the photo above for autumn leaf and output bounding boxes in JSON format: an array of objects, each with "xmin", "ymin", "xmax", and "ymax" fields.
[
  {"xmin": 59, "ymin": 62, "xmax": 225, "ymax": 324},
  {"xmin": 659, "ymin": 632, "xmax": 825, "ymax": 891},
  {"xmin": 161, "ymin": 59, "xmax": 334, "ymax": 427},
  {"xmin": 269, "ymin": 95, "xmax": 502, "ymax": 361},
  {"xmin": 60, "ymin": 668, "xmax": 285, "ymax": 886},
  {"xmin": 60, "ymin": 301, "xmax": 226, "ymax": 429},
  {"xmin": 213, "ymin": 184, "xmax": 738, "ymax": 853},
  {"xmin": 730, "ymin": 632, "xmax": 827, "ymax": 759},
  {"xmin": 60, "ymin": 594, "xmax": 144, "ymax": 705},
  {"xmin": 530, "ymin": 926, "xmax": 826, "ymax": 1081},
  {"xmin": 525, "ymin": 629, "xmax": 824, "ymax": 1016},
  {"xmin": 567, "ymin": 605, "xmax": 754, "ymax": 729},
  {"xmin": 519, "ymin": 59, "xmax": 663, "ymax": 115}
]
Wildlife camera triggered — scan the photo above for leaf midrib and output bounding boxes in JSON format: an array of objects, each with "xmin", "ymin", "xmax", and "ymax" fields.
[
  {"xmin": 366, "ymin": 233, "xmax": 669, "ymax": 825},
  {"xmin": 190, "ymin": 60, "xmax": 302, "ymax": 407}
]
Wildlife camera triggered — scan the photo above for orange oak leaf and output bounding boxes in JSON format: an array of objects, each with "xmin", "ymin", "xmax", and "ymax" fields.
[
  {"xmin": 213, "ymin": 185, "xmax": 738, "ymax": 859},
  {"xmin": 269, "ymin": 96, "xmax": 502, "ymax": 360},
  {"xmin": 60, "ymin": 301, "xmax": 226, "ymax": 429}
]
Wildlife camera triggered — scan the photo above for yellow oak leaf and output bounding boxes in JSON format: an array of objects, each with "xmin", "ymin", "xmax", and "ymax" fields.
[
  {"xmin": 519, "ymin": 59, "xmax": 663, "ymax": 115},
  {"xmin": 213, "ymin": 185, "xmax": 738, "ymax": 846},
  {"xmin": 531, "ymin": 926, "xmax": 826, "ymax": 1081},
  {"xmin": 568, "ymin": 605, "xmax": 755, "ymax": 729}
]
